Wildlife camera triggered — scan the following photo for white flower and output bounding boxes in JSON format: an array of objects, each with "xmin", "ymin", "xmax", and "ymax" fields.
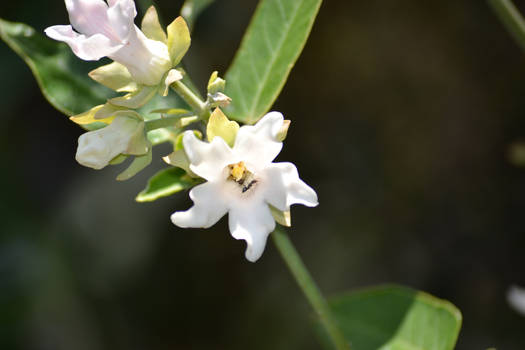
[
  {"xmin": 171, "ymin": 112, "xmax": 318, "ymax": 262},
  {"xmin": 45, "ymin": 0, "xmax": 171, "ymax": 85},
  {"xmin": 76, "ymin": 113, "xmax": 148, "ymax": 169}
]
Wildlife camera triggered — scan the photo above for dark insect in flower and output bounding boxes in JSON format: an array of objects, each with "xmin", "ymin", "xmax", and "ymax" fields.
[{"xmin": 242, "ymin": 180, "xmax": 258, "ymax": 193}]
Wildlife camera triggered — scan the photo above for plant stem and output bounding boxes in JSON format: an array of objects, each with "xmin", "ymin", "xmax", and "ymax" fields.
[
  {"xmin": 170, "ymin": 80, "xmax": 211, "ymax": 121},
  {"xmin": 144, "ymin": 114, "xmax": 191, "ymax": 132},
  {"xmin": 488, "ymin": 0, "xmax": 525, "ymax": 52},
  {"xmin": 272, "ymin": 228, "xmax": 350, "ymax": 350}
]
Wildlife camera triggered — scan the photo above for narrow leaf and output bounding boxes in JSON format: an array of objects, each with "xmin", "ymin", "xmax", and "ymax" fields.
[
  {"xmin": 317, "ymin": 285, "xmax": 462, "ymax": 350},
  {"xmin": 136, "ymin": 168, "xmax": 201, "ymax": 202},
  {"xmin": 0, "ymin": 18, "xmax": 113, "ymax": 121},
  {"xmin": 224, "ymin": 0, "xmax": 322, "ymax": 124}
]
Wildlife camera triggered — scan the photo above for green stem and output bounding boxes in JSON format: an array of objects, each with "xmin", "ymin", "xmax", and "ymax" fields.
[
  {"xmin": 171, "ymin": 80, "xmax": 211, "ymax": 121},
  {"xmin": 144, "ymin": 114, "xmax": 190, "ymax": 132},
  {"xmin": 488, "ymin": 0, "xmax": 525, "ymax": 52},
  {"xmin": 272, "ymin": 228, "xmax": 350, "ymax": 350}
]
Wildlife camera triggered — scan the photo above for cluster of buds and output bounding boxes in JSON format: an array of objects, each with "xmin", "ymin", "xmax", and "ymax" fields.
[{"xmin": 45, "ymin": 0, "xmax": 318, "ymax": 262}]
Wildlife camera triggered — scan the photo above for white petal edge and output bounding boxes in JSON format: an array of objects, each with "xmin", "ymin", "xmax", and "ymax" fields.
[
  {"xmin": 262, "ymin": 162, "xmax": 318, "ymax": 211},
  {"xmin": 233, "ymin": 112, "xmax": 284, "ymax": 169},
  {"xmin": 228, "ymin": 203, "xmax": 276, "ymax": 262},
  {"xmin": 171, "ymin": 182, "xmax": 228, "ymax": 228},
  {"xmin": 45, "ymin": 25, "xmax": 122, "ymax": 60},
  {"xmin": 183, "ymin": 131, "xmax": 235, "ymax": 181}
]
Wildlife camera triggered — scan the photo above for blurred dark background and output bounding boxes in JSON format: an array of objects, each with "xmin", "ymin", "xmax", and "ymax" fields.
[{"xmin": 2, "ymin": 0, "xmax": 525, "ymax": 349}]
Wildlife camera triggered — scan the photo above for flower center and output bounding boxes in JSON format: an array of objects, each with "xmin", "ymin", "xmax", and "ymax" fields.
[{"xmin": 227, "ymin": 161, "xmax": 258, "ymax": 193}]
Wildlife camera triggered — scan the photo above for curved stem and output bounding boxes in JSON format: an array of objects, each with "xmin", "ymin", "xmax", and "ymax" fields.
[
  {"xmin": 488, "ymin": 0, "xmax": 525, "ymax": 51},
  {"xmin": 272, "ymin": 228, "xmax": 350, "ymax": 350},
  {"xmin": 144, "ymin": 114, "xmax": 194, "ymax": 132},
  {"xmin": 170, "ymin": 80, "xmax": 211, "ymax": 121}
]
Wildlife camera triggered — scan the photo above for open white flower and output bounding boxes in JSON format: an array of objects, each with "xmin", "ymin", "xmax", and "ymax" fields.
[
  {"xmin": 171, "ymin": 112, "xmax": 318, "ymax": 262},
  {"xmin": 45, "ymin": 0, "xmax": 171, "ymax": 85}
]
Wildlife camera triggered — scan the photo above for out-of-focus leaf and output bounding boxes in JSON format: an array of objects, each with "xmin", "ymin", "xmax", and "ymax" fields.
[
  {"xmin": 0, "ymin": 18, "xmax": 113, "ymax": 130},
  {"xmin": 180, "ymin": 0, "xmax": 215, "ymax": 30},
  {"xmin": 136, "ymin": 167, "xmax": 202, "ymax": 202},
  {"xmin": 224, "ymin": 0, "xmax": 322, "ymax": 124},
  {"xmin": 317, "ymin": 285, "xmax": 462, "ymax": 350}
]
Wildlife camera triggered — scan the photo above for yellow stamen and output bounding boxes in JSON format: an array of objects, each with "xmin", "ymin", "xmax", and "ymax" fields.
[{"xmin": 229, "ymin": 161, "xmax": 246, "ymax": 182}]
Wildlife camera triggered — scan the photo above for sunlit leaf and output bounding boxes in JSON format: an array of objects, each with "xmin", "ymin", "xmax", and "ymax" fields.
[
  {"xmin": 224, "ymin": 0, "xmax": 322, "ymax": 124},
  {"xmin": 0, "ymin": 18, "xmax": 113, "ymax": 130},
  {"xmin": 136, "ymin": 167, "xmax": 202, "ymax": 202},
  {"xmin": 317, "ymin": 285, "xmax": 462, "ymax": 350}
]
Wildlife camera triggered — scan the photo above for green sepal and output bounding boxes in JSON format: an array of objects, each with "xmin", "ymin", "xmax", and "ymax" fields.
[
  {"xmin": 167, "ymin": 16, "xmax": 191, "ymax": 66},
  {"xmin": 109, "ymin": 85, "xmax": 157, "ymax": 109},
  {"xmin": 136, "ymin": 167, "xmax": 202, "ymax": 202},
  {"xmin": 116, "ymin": 147, "xmax": 153, "ymax": 181},
  {"xmin": 89, "ymin": 62, "xmax": 138, "ymax": 92},
  {"xmin": 270, "ymin": 205, "xmax": 291, "ymax": 227},
  {"xmin": 206, "ymin": 108, "xmax": 239, "ymax": 147},
  {"xmin": 163, "ymin": 149, "xmax": 198, "ymax": 177},
  {"xmin": 109, "ymin": 154, "xmax": 128, "ymax": 165},
  {"xmin": 94, "ymin": 102, "xmax": 126, "ymax": 120},
  {"xmin": 141, "ymin": 6, "xmax": 167, "ymax": 43},
  {"xmin": 70, "ymin": 104, "xmax": 115, "ymax": 125},
  {"xmin": 277, "ymin": 119, "xmax": 291, "ymax": 142},
  {"xmin": 175, "ymin": 130, "xmax": 202, "ymax": 150},
  {"xmin": 150, "ymin": 108, "xmax": 191, "ymax": 115}
]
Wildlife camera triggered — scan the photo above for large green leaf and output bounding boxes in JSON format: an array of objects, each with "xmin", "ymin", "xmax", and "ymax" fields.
[
  {"xmin": 318, "ymin": 285, "xmax": 462, "ymax": 350},
  {"xmin": 136, "ymin": 167, "xmax": 201, "ymax": 202},
  {"xmin": 224, "ymin": 0, "xmax": 322, "ymax": 124},
  {"xmin": 0, "ymin": 18, "xmax": 113, "ymax": 118}
]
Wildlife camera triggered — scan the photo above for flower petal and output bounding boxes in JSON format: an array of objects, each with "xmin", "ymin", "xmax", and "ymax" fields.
[
  {"xmin": 64, "ymin": 0, "xmax": 116, "ymax": 39},
  {"xmin": 171, "ymin": 182, "xmax": 228, "ymax": 228},
  {"xmin": 45, "ymin": 25, "xmax": 122, "ymax": 60},
  {"xmin": 228, "ymin": 203, "xmax": 276, "ymax": 262},
  {"xmin": 262, "ymin": 162, "xmax": 318, "ymax": 211},
  {"xmin": 107, "ymin": 0, "xmax": 136, "ymax": 40},
  {"xmin": 233, "ymin": 111, "xmax": 284, "ymax": 169},
  {"xmin": 183, "ymin": 131, "xmax": 235, "ymax": 181}
]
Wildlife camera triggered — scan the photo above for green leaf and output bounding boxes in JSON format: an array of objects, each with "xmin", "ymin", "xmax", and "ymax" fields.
[
  {"xmin": 180, "ymin": 0, "xmax": 215, "ymax": 30},
  {"xmin": 224, "ymin": 0, "xmax": 322, "ymax": 124},
  {"xmin": 0, "ymin": 18, "xmax": 113, "ymax": 123},
  {"xmin": 136, "ymin": 168, "xmax": 202, "ymax": 202},
  {"xmin": 318, "ymin": 285, "xmax": 462, "ymax": 350}
]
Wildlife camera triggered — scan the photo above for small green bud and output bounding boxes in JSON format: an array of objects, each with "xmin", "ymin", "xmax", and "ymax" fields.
[{"xmin": 207, "ymin": 71, "xmax": 226, "ymax": 94}]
